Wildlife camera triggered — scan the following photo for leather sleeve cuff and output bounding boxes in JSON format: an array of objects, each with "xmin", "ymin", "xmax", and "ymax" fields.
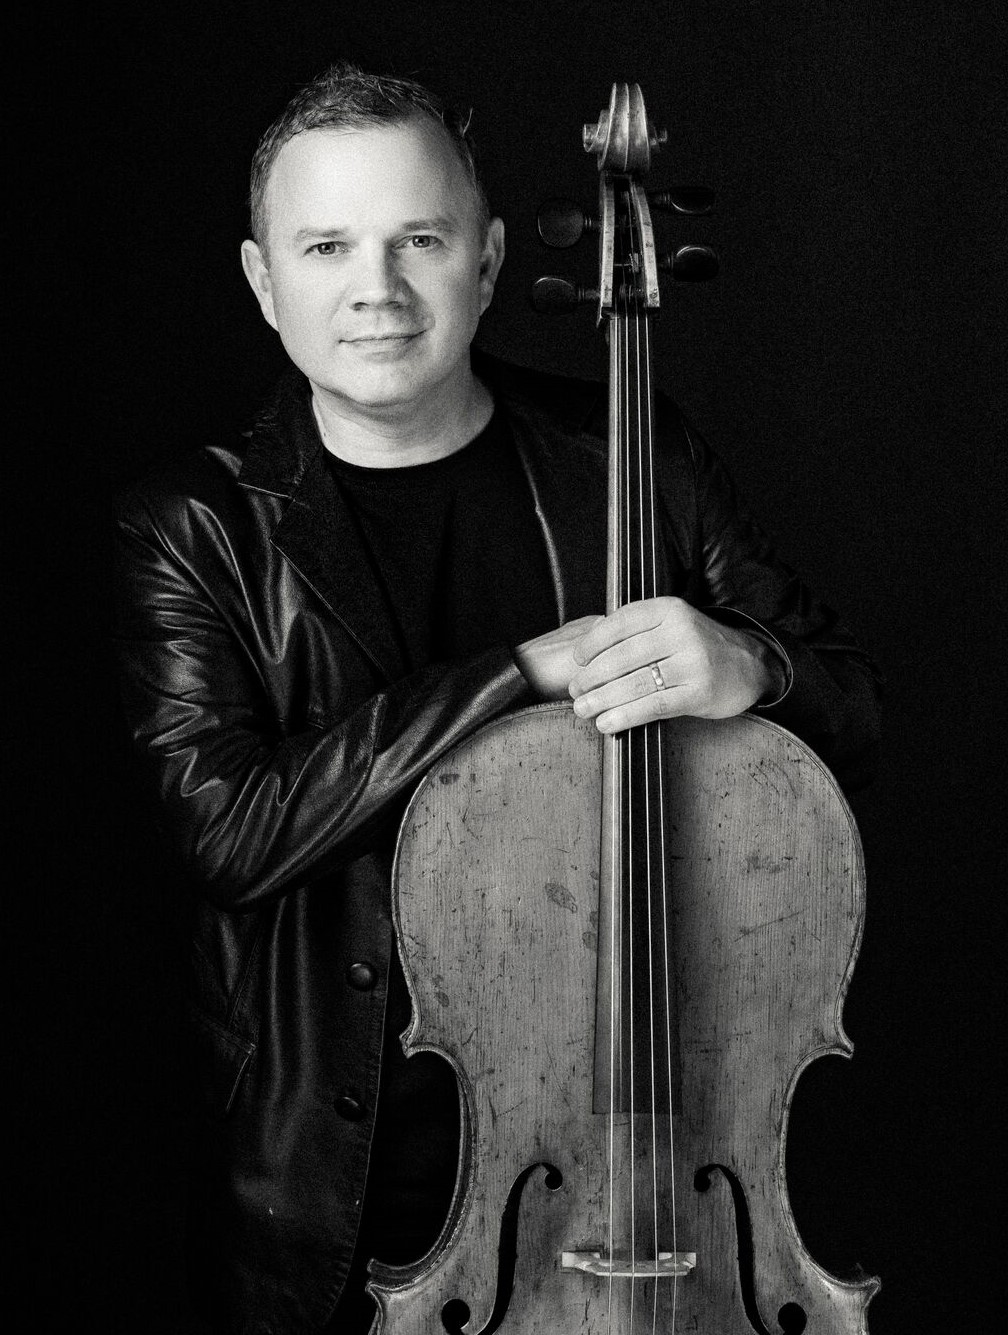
[{"xmin": 701, "ymin": 605, "xmax": 794, "ymax": 709}]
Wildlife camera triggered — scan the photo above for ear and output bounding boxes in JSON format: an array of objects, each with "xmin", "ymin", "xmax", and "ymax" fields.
[
  {"xmin": 241, "ymin": 239, "xmax": 279, "ymax": 332},
  {"xmin": 477, "ymin": 217, "xmax": 506, "ymax": 314}
]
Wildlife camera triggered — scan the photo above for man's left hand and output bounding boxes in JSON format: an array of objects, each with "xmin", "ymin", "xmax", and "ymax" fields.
[{"xmin": 568, "ymin": 596, "xmax": 782, "ymax": 733}]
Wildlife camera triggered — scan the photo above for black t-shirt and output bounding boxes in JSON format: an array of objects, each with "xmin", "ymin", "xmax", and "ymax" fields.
[
  {"xmin": 323, "ymin": 409, "xmax": 558, "ymax": 1284},
  {"xmin": 325, "ymin": 409, "xmax": 558, "ymax": 672}
]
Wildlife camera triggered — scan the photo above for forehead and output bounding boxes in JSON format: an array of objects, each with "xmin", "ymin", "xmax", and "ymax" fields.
[{"xmin": 265, "ymin": 116, "xmax": 476, "ymax": 235}]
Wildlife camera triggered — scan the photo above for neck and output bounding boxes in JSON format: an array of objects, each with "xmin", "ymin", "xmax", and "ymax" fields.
[{"xmin": 311, "ymin": 365, "xmax": 493, "ymax": 468}]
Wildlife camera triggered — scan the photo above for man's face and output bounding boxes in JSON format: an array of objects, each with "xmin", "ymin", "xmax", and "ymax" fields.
[{"xmin": 242, "ymin": 117, "xmax": 504, "ymax": 422}]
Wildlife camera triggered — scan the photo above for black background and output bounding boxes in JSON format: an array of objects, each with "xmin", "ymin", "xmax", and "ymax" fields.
[{"xmin": 11, "ymin": 2, "xmax": 1006, "ymax": 1331}]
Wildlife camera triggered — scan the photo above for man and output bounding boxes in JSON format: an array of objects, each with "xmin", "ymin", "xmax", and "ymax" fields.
[{"xmin": 114, "ymin": 62, "xmax": 880, "ymax": 1334}]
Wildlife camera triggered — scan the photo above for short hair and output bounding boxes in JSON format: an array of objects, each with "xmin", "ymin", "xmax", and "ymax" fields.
[{"xmin": 249, "ymin": 61, "xmax": 491, "ymax": 256}]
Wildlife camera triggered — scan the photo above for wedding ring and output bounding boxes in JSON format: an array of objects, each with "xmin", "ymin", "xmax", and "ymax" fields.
[{"xmin": 650, "ymin": 662, "xmax": 666, "ymax": 691}]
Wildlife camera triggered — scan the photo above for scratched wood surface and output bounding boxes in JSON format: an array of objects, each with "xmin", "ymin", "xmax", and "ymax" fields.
[{"xmin": 371, "ymin": 705, "xmax": 878, "ymax": 1333}]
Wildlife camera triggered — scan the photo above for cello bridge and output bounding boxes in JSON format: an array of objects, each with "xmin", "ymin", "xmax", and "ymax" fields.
[{"xmin": 561, "ymin": 1250, "xmax": 696, "ymax": 1279}]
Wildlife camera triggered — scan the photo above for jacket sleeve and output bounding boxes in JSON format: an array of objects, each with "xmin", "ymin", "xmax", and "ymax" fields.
[
  {"xmin": 112, "ymin": 498, "xmax": 530, "ymax": 913},
  {"xmin": 682, "ymin": 419, "xmax": 883, "ymax": 793}
]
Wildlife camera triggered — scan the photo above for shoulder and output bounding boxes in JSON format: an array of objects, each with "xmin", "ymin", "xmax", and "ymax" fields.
[
  {"xmin": 113, "ymin": 438, "xmax": 251, "ymax": 548},
  {"xmin": 113, "ymin": 370, "xmax": 311, "ymax": 555},
  {"xmin": 111, "ymin": 433, "xmax": 291, "ymax": 595}
]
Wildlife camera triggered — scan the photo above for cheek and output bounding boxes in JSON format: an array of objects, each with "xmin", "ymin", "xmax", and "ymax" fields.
[
  {"xmin": 433, "ymin": 270, "xmax": 484, "ymax": 332},
  {"xmin": 272, "ymin": 282, "xmax": 332, "ymax": 343}
]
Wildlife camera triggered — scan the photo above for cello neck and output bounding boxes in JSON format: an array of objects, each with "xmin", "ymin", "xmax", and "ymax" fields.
[
  {"xmin": 606, "ymin": 303, "xmax": 661, "ymax": 616},
  {"xmin": 592, "ymin": 88, "xmax": 678, "ymax": 1115}
]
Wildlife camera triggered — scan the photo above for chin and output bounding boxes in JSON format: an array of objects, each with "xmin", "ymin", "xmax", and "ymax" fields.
[
  {"xmin": 329, "ymin": 356, "xmax": 454, "ymax": 408},
  {"xmin": 317, "ymin": 373, "xmax": 420, "ymax": 415},
  {"xmin": 353, "ymin": 367, "xmax": 424, "ymax": 403}
]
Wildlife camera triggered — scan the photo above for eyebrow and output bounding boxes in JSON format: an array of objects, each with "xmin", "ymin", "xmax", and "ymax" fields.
[{"xmin": 291, "ymin": 216, "xmax": 461, "ymax": 244}]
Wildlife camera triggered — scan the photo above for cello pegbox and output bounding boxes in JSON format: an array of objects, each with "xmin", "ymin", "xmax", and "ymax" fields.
[{"xmin": 579, "ymin": 85, "xmax": 662, "ymax": 319}]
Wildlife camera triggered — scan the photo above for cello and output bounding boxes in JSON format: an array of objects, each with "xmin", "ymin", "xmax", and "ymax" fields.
[{"xmin": 369, "ymin": 83, "xmax": 879, "ymax": 1334}]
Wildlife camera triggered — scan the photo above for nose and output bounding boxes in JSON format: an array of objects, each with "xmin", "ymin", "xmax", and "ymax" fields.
[{"xmin": 348, "ymin": 242, "xmax": 407, "ymax": 309}]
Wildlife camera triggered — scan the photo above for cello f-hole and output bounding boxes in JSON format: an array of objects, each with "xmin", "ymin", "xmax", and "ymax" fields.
[
  {"xmin": 440, "ymin": 1162, "xmax": 564, "ymax": 1335},
  {"xmin": 694, "ymin": 1162, "xmax": 807, "ymax": 1335}
]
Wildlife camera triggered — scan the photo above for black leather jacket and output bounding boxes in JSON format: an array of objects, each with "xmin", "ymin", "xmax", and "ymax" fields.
[{"xmin": 113, "ymin": 354, "xmax": 881, "ymax": 1332}]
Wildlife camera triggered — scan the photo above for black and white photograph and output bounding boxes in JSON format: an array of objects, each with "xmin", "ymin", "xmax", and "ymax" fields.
[{"xmin": 11, "ymin": 3, "xmax": 1005, "ymax": 1331}]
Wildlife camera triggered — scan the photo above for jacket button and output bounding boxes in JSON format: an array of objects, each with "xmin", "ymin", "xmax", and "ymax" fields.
[
  {"xmin": 346, "ymin": 961, "xmax": 378, "ymax": 991},
  {"xmin": 336, "ymin": 1094, "xmax": 365, "ymax": 1121}
]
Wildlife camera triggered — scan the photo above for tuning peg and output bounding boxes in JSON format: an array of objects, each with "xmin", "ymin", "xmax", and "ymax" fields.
[
  {"xmin": 537, "ymin": 198, "xmax": 598, "ymax": 249},
  {"xmin": 649, "ymin": 186, "xmax": 715, "ymax": 216},
  {"xmin": 531, "ymin": 275, "xmax": 600, "ymax": 312},
  {"xmin": 658, "ymin": 245, "xmax": 719, "ymax": 281}
]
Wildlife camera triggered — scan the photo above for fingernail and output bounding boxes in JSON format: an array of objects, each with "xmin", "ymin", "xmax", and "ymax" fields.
[{"xmin": 572, "ymin": 696, "xmax": 588, "ymax": 716}]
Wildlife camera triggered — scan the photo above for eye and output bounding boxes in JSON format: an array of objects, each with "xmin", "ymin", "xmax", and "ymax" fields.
[
  {"xmin": 406, "ymin": 234, "xmax": 438, "ymax": 249},
  {"xmin": 311, "ymin": 241, "xmax": 345, "ymax": 256}
]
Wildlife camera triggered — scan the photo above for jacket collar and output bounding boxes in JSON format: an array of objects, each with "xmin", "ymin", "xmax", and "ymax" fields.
[
  {"xmin": 236, "ymin": 369, "xmax": 320, "ymax": 499},
  {"xmin": 236, "ymin": 352, "xmax": 609, "ymax": 680}
]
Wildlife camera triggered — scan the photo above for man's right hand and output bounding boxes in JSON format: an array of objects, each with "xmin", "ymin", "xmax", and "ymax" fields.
[{"xmin": 514, "ymin": 615, "xmax": 604, "ymax": 701}]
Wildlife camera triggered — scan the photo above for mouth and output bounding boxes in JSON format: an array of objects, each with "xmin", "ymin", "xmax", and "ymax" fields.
[{"xmin": 344, "ymin": 332, "xmax": 421, "ymax": 349}]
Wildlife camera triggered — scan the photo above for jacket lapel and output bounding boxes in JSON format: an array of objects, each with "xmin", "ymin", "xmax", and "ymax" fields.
[
  {"xmin": 238, "ymin": 373, "xmax": 408, "ymax": 684},
  {"xmin": 500, "ymin": 381, "xmax": 610, "ymax": 625},
  {"xmin": 491, "ymin": 358, "xmax": 676, "ymax": 616},
  {"xmin": 272, "ymin": 453, "xmax": 409, "ymax": 683}
]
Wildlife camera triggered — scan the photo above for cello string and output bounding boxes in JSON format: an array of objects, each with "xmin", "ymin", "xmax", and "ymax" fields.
[
  {"xmin": 640, "ymin": 297, "xmax": 679, "ymax": 1332},
  {"xmin": 606, "ymin": 301, "xmax": 623, "ymax": 1335},
  {"xmin": 620, "ymin": 259, "xmax": 638, "ymax": 1331},
  {"xmin": 625, "ymin": 201, "xmax": 661, "ymax": 1335}
]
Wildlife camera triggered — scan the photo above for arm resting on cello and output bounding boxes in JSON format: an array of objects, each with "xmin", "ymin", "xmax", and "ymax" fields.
[
  {"xmin": 562, "ymin": 407, "xmax": 881, "ymax": 794},
  {"xmin": 113, "ymin": 499, "xmax": 530, "ymax": 912}
]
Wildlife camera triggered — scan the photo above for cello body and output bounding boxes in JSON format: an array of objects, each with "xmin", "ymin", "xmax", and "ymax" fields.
[{"xmin": 370, "ymin": 705, "xmax": 878, "ymax": 1333}]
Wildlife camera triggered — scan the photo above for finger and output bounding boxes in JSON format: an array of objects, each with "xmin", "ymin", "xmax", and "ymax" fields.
[
  {"xmin": 568, "ymin": 629, "xmax": 669, "ymax": 697},
  {"xmin": 563, "ymin": 613, "xmax": 606, "ymax": 638},
  {"xmin": 572, "ymin": 663, "xmax": 666, "ymax": 719},
  {"xmin": 572, "ymin": 599, "xmax": 671, "ymax": 667},
  {"xmin": 594, "ymin": 681, "xmax": 706, "ymax": 733}
]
